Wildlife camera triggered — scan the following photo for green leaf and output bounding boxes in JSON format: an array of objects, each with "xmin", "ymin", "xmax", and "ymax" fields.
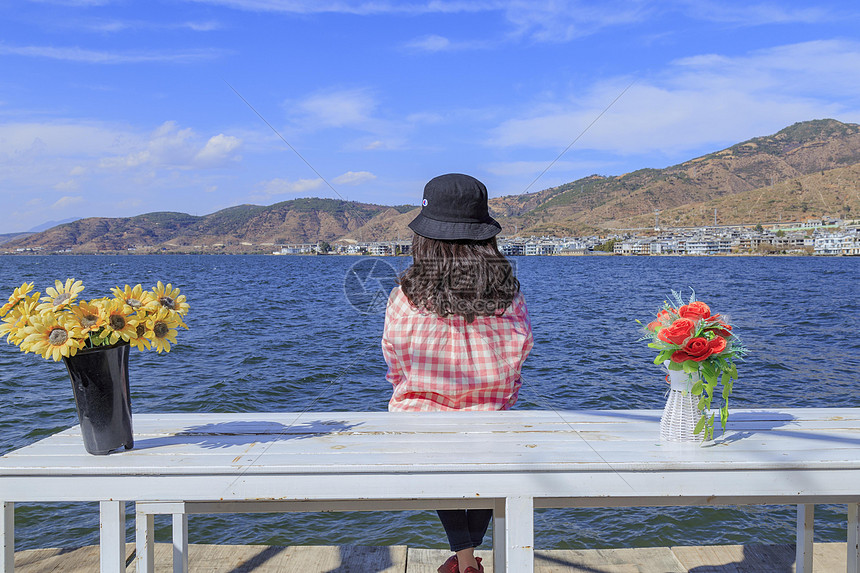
[
  {"xmin": 654, "ymin": 350, "xmax": 672, "ymax": 365},
  {"xmin": 647, "ymin": 342, "xmax": 663, "ymax": 349},
  {"xmin": 729, "ymin": 363, "xmax": 738, "ymax": 379},
  {"xmin": 701, "ymin": 360, "xmax": 716, "ymax": 378},
  {"xmin": 722, "ymin": 383, "xmax": 732, "ymax": 401},
  {"xmin": 682, "ymin": 361, "xmax": 698, "ymax": 374},
  {"xmin": 691, "ymin": 381, "xmax": 704, "ymax": 395},
  {"xmin": 694, "ymin": 416, "xmax": 706, "ymax": 435},
  {"xmin": 703, "ymin": 369, "xmax": 718, "ymax": 385},
  {"xmin": 705, "ymin": 382, "xmax": 716, "ymax": 399},
  {"xmin": 667, "ymin": 361, "xmax": 684, "ymax": 371}
]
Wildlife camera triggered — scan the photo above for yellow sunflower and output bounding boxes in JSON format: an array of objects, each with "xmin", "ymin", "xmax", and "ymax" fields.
[
  {"xmin": 69, "ymin": 300, "xmax": 106, "ymax": 335},
  {"xmin": 129, "ymin": 320, "xmax": 152, "ymax": 351},
  {"xmin": 1, "ymin": 282, "xmax": 35, "ymax": 317},
  {"xmin": 148, "ymin": 281, "xmax": 190, "ymax": 317},
  {"xmin": 35, "ymin": 278, "xmax": 84, "ymax": 312},
  {"xmin": 145, "ymin": 307, "xmax": 180, "ymax": 353},
  {"xmin": 21, "ymin": 314, "xmax": 84, "ymax": 361},
  {"xmin": 110, "ymin": 284, "xmax": 155, "ymax": 312},
  {"xmin": 0, "ymin": 292, "xmax": 41, "ymax": 345},
  {"xmin": 100, "ymin": 299, "xmax": 139, "ymax": 344}
]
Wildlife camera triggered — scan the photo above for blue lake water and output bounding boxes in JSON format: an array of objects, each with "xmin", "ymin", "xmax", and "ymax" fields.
[{"xmin": 0, "ymin": 254, "xmax": 857, "ymax": 551}]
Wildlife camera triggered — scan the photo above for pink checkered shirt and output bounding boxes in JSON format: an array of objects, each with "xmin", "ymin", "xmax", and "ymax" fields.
[{"xmin": 382, "ymin": 286, "xmax": 533, "ymax": 412}]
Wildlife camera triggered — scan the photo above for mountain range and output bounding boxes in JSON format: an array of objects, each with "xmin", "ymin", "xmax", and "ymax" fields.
[{"xmin": 4, "ymin": 119, "xmax": 860, "ymax": 254}]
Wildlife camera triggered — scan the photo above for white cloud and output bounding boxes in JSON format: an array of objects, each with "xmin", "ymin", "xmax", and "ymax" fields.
[
  {"xmin": 99, "ymin": 121, "xmax": 243, "ymax": 170},
  {"xmin": 183, "ymin": 0, "xmax": 846, "ymax": 48},
  {"xmin": 294, "ymin": 88, "xmax": 377, "ymax": 129},
  {"xmin": 288, "ymin": 89, "xmax": 413, "ymax": 149},
  {"xmin": 51, "ymin": 195, "xmax": 84, "ymax": 209},
  {"xmin": 404, "ymin": 34, "xmax": 493, "ymax": 52},
  {"xmin": 258, "ymin": 177, "xmax": 324, "ymax": 195},
  {"xmin": 182, "ymin": 0, "xmax": 497, "ymax": 16},
  {"xmin": 185, "ymin": 20, "xmax": 221, "ymax": 31},
  {"xmin": 30, "ymin": 0, "xmax": 112, "ymax": 5},
  {"xmin": 79, "ymin": 18, "xmax": 223, "ymax": 33},
  {"xmin": 332, "ymin": 171, "xmax": 376, "ymax": 185},
  {"xmin": 54, "ymin": 179, "xmax": 80, "ymax": 191},
  {"xmin": 0, "ymin": 122, "xmax": 133, "ymax": 157},
  {"xmin": 483, "ymin": 159, "xmax": 613, "ymax": 177},
  {"xmin": 194, "ymin": 134, "xmax": 242, "ymax": 167},
  {"xmin": 0, "ymin": 44, "xmax": 224, "ymax": 64},
  {"xmin": 503, "ymin": 1, "xmax": 650, "ymax": 43},
  {"xmin": 406, "ymin": 35, "xmax": 452, "ymax": 52},
  {"xmin": 682, "ymin": 2, "xmax": 831, "ymax": 25},
  {"xmin": 490, "ymin": 40, "xmax": 860, "ymax": 156},
  {"xmin": 0, "ymin": 119, "xmax": 248, "ymax": 232}
]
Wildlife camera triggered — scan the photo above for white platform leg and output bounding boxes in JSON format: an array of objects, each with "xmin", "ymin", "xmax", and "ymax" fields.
[
  {"xmin": 796, "ymin": 504, "xmax": 814, "ymax": 573},
  {"xmin": 172, "ymin": 513, "xmax": 188, "ymax": 573},
  {"xmin": 848, "ymin": 503, "xmax": 859, "ymax": 573},
  {"xmin": 2, "ymin": 502, "xmax": 13, "ymax": 573},
  {"xmin": 99, "ymin": 501, "xmax": 125, "ymax": 573},
  {"xmin": 504, "ymin": 496, "xmax": 533, "ymax": 573},
  {"xmin": 135, "ymin": 506, "xmax": 154, "ymax": 573},
  {"xmin": 492, "ymin": 499, "xmax": 506, "ymax": 571}
]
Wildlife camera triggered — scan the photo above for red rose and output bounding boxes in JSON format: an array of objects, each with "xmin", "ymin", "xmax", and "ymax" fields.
[
  {"xmin": 671, "ymin": 335, "xmax": 727, "ymax": 362},
  {"xmin": 710, "ymin": 322, "xmax": 733, "ymax": 338},
  {"xmin": 647, "ymin": 310, "xmax": 672, "ymax": 332},
  {"xmin": 657, "ymin": 318, "xmax": 695, "ymax": 345},
  {"xmin": 678, "ymin": 301, "xmax": 711, "ymax": 321},
  {"xmin": 707, "ymin": 335, "xmax": 727, "ymax": 355}
]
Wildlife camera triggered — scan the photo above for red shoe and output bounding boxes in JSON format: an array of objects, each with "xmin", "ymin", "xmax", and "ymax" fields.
[
  {"xmin": 437, "ymin": 554, "xmax": 484, "ymax": 573},
  {"xmin": 437, "ymin": 555, "xmax": 459, "ymax": 573}
]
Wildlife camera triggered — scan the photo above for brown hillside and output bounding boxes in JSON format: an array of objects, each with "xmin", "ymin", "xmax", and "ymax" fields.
[
  {"xmin": 606, "ymin": 163, "xmax": 860, "ymax": 229},
  {"xmin": 503, "ymin": 119, "xmax": 860, "ymax": 235}
]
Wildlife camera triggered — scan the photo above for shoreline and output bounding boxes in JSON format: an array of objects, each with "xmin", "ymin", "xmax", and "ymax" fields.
[{"xmin": 1, "ymin": 251, "xmax": 857, "ymax": 257}]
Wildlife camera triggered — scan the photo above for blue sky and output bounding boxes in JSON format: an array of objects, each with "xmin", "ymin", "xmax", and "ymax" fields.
[{"xmin": 2, "ymin": 1, "xmax": 859, "ymax": 234}]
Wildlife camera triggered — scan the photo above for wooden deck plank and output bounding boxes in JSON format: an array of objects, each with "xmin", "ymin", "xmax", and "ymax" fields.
[
  {"xmin": 407, "ymin": 547, "xmax": 685, "ymax": 573},
  {"xmin": 671, "ymin": 542, "xmax": 848, "ymax": 572},
  {"xmin": 12, "ymin": 543, "xmax": 408, "ymax": 573},
  {"xmin": 535, "ymin": 547, "xmax": 685, "ymax": 573},
  {"xmin": 11, "ymin": 543, "xmax": 850, "ymax": 572},
  {"xmin": 13, "ymin": 544, "xmax": 134, "ymax": 573}
]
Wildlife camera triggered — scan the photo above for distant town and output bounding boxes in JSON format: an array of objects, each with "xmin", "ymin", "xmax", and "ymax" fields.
[
  {"xmin": 7, "ymin": 217, "xmax": 859, "ymax": 257},
  {"xmin": 268, "ymin": 217, "xmax": 860, "ymax": 257}
]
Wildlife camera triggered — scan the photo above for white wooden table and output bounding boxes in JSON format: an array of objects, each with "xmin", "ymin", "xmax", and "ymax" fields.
[{"xmin": 2, "ymin": 409, "xmax": 859, "ymax": 573}]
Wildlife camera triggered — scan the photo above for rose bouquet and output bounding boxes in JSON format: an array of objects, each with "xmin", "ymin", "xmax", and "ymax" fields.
[
  {"xmin": 0, "ymin": 279, "xmax": 189, "ymax": 361},
  {"xmin": 639, "ymin": 290, "xmax": 746, "ymax": 440}
]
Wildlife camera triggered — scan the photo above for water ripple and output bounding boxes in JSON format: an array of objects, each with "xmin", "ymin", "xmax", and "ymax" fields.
[{"xmin": 1, "ymin": 254, "xmax": 857, "ymax": 550}]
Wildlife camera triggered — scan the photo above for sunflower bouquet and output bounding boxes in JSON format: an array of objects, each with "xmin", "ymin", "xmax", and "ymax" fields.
[
  {"xmin": 0, "ymin": 279, "xmax": 189, "ymax": 361},
  {"xmin": 639, "ymin": 289, "xmax": 746, "ymax": 440}
]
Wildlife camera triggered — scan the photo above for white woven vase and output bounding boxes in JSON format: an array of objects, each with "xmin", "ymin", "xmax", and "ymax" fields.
[{"xmin": 660, "ymin": 364, "xmax": 702, "ymax": 442}]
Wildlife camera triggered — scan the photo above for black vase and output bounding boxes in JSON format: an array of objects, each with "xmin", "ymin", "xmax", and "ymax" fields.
[{"xmin": 63, "ymin": 342, "xmax": 134, "ymax": 455}]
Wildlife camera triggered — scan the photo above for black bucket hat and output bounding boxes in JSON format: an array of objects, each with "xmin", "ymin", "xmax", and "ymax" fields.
[{"xmin": 408, "ymin": 173, "xmax": 502, "ymax": 241}]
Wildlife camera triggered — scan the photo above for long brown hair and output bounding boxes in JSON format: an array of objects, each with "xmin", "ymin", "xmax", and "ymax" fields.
[{"xmin": 399, "ymin": 234, "xmax": 520, "ymax": 323}]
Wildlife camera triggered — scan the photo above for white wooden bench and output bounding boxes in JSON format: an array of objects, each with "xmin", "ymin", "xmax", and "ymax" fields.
[{"xmin": 2, "ymin": 409, "xmax": 860, "ymax": 573}]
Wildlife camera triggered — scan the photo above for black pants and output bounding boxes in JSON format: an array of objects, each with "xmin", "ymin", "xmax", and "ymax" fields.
[{"xmin": 437, "ymin": 509, "xmax": 493, "ymax": 552}]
